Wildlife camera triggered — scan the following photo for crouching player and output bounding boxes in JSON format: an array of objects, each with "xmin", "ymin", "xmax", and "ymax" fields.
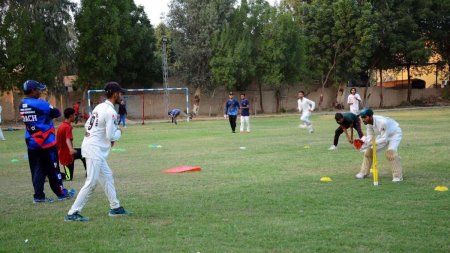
[
  {"xmin": 168, "ymin": 108, "xmax": 191, "ymax": 125},
  {"xmin": 356, "ymin": 108, "xmax": 404, "ymax": 182}
]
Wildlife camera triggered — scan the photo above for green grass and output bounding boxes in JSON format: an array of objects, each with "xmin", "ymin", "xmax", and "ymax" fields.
[{"xmin": 1, "ymin": 108, "xmax": 449, "ymax": 252}]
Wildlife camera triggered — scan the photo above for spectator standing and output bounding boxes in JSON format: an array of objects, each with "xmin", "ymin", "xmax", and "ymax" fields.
[{"xmin": 118, "ymin": 100, "xmax": 127, "ymax": 128}]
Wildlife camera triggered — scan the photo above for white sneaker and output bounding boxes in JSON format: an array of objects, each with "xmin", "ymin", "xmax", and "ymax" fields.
[
  {"xmin": 392, "ymin": 177, "xmax": 403, "ymax": 182},
  {"xmin": 355, "ymin": 172, "xmax": 368, "ymax": 179},
  {"xmin": 328, "ymin": 145, "xmax": 337, "ymax": 151},
  {"xmin": 308, "ymin": 127, "xmax": 314, "ymax": 134},
  {"xmin": 298, "ymin": 124, "xmax": 307, "ymax": 129}
]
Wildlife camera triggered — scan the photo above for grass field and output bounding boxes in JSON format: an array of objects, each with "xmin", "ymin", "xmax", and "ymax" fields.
[{"xmin": 0, "ymin": 108, "xmax": 449, "ymax": 252}]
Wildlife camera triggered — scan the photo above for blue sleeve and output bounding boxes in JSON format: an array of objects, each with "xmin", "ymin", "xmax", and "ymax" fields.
[{"xmin": 224, "ymin": 101, "xmax": 229, "ymax": 114}]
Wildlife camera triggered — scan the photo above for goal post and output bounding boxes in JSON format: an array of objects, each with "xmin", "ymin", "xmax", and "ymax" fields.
[{"xmin": 87, "ymin": 87, "xmax": 189, "ymax": 124}]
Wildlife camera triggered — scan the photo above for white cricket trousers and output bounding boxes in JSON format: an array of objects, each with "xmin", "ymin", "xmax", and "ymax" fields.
[
  {"xmin": 240, "ymin": 116, "xmax": 250, "ymax": 132},
  {"xmin": 300, "ymin": 112, "xmax": 312, "ymax": 125},
  {"xmin": 68, "ymin": 158, "xmax": 120, "ymax": 215}
]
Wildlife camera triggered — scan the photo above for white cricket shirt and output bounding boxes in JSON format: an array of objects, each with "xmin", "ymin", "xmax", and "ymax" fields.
[
  {"xmin": 298, "ymin": 97, "xmax": 315, "ymax": 114},
  {"xmin": 81, "ymin": 100, "xmax": 121, "ymax": 160}
]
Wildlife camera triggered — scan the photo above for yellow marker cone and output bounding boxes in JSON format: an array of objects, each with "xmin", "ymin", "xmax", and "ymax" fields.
[
  {"xmin": 304, "ymin": 145, "xmax": 310, "ymax": 149},
  {"xmin": 320, "ymin": 177, "xmax": 332, "ymax": 182},
  {"xmin": 434, "ymin": 186, "xmax": 448, "ymax": 192}
]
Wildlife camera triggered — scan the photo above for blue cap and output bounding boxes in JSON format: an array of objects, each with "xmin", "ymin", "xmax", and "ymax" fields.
[
  {"xmin": 23, "ymin": 80, "xmax": 46, "ymax": 92},
  {"xmin": 359, "ymin": 108, "xmax": 373, "ymax": 117}
]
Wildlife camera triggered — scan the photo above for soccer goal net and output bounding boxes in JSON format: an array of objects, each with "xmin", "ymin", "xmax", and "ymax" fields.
[{"xmin": 87, "ymin": 87, "xmax": 189, "ymax": 124}]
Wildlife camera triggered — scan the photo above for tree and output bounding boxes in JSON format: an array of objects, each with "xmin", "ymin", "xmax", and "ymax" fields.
[
  {"xmin": 0, "ymin": 0, "xmax": 76, "ymax": 92},
  {"xmin": 113, "ymin": 2, "xmax": 157, "ymax": 86},
  {"xmin": 75, "ymin": 0, "xmax": 121, "ymax": 88},
  {"xmin": 301, "ymin": 0, "xmax": 378, "ymax": 110},
  {"xmin": 210, "ymin": 0, "xmax": 253, "ymax": 91},
  {"xmin": 168, "ymin": 0, "xmax": 235, "ymax": 92}
]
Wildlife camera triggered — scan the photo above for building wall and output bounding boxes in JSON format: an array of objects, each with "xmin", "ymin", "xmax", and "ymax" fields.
[{"xmin": 1, "ymin": 86, "xmax": 447, "ymax": 123}]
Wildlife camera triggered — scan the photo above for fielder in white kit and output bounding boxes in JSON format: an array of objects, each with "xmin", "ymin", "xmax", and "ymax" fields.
[
  {"xmin": 356, "ymin": 108, "xmax": 404, "ymax": 182},
  {"xmin": 297, "ymin": 91, "xmax": 315, "ymax": 133},
  {"xmin": 65, "ymin": 82, "xmax": 129, "ymax": 222}
]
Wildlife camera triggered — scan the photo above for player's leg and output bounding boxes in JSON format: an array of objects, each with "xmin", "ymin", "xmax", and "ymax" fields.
[
  {"xmin": 356, "ymin": 147, "xmax": 372, "ymax": 178},
  {"xmin": 245, "ymin": 116, "xmax": 250, "ymax": 132},
  {"xmin": 329, "ymin": 127, "xmax": 343, "ymax": 150},
  {"xmin": 97, "ymin": 160, "xmax": 120, "ymax": 209},
  {"xmin": 74, "ymin": 148, "xmax": 87, "ymax": 175},
  {"xmin": 301, "ymin": 113, "xmax": 314, "ymax": 133},
  {"xmin": 44, "ymin": 146, "xmax": 67, "ymax": 197},
  {"xmin": 386, "ymin": 131, "xmax": 403, "ymax": 182},
  {"xmin": 67, "ymin": 157, "xmax": 100, "ymax": 215},
  {"xmin": 229, "ymin": 115, "xmax": 237, "ymax": 132},
  {"xmin": 27, "ymin": 149, "xmax": 47, "ymax": 200},
  {"xmin": 240, "ymin": 116, "xmax": 244, "ymax": 132}
]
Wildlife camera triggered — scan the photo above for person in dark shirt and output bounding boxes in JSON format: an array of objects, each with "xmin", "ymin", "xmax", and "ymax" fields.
[
  {"xmin": 239, "ymin": 93, "xmax": 250, "ymax": 133},
  {"xmin": 117, "ymin": 100, "xmax": 127, "ymax": 128},
  {"xmin": 19, "ymin": 80, "xmax": 75, "ymax": 203},
  {"xmin": 224, "ymin": 92, "xmax": 240, "ymax": 133},
  {"xmin": 328, "ymin": 112, "xmax": 364, "ymax": 151}
]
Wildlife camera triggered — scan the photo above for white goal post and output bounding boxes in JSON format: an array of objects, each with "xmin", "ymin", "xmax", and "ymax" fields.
[{"xmin": 87, "ymin": 87, "xmax": 189, "ymax": 124}]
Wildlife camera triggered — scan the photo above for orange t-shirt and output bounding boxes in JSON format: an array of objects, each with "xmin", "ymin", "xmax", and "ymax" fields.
[{"xmin": 56, "ymin": 121, "xmax": 73, "ymax": 165}]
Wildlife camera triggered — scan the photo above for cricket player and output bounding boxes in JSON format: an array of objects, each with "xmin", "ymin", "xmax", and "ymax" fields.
[
  {"xmin": 224, "ymin": 92, "xmax": 240, "ymax": 133},
  {"xmin": 19, "ymin": 80, "xmax": 75, "ymax": 203},
  {"xmin": 297, "ymin": 91, "xmax": 315, "ymax": 133},
  {"xmin": 328, "ymin": 112, "xmax": 364, "ymax": 151},
  {"xmin": 356, "ymin": 108, "xmax": 403, "ymax": 182},
  {"xmin": 168, "ymin": 108, "xmax": 191, "ymax": 125},
  {"xmin": 239, "ymin": 93, "xmax": 250, "ymax": 133},
  {"xmin": 347, "ymin": 88, "xmax": 362, "ymax": 115},
  {"xmin": 65, "ymin": 82, "xmax": 129, "ymax": 222}
]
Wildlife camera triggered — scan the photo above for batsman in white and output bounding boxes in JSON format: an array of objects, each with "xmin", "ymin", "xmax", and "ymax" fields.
[
  {"xmin": 297, "ymin": 90, "xmax": 315, "ymax": 133},
  {"xmin": 65, "ymin": 82, "xmax": 129, "ymax": 222},
  {"xmin": 356, "ymin": 108, "xmax": 404, "ymax": 182}
]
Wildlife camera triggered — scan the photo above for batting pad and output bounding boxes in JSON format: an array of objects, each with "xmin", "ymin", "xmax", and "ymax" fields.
[{"xmin": 162, "ymin": 166, "xmax": 202, "ymax": 174}]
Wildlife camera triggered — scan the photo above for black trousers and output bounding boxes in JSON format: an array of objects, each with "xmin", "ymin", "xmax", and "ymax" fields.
[
  {"xmin": 27, "ymin": 146, "xmax": 65, "ymax": 199},
  {"xmin": 62, "ymin": 148, "xmax": 86, "ymax": 181},
  {"xmin": 333, "ymin": 119, "xmax": 364, "ymax": 146},
  {"xmin": 228, "ymin": 115, "xmax": 237, "ymax": 132}
]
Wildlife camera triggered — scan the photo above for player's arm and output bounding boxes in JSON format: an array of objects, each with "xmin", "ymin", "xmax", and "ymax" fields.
[
  {"xmin": 105, "ymin": 111, "xmax": 121, "ymax": 142},
  {"xmin": 347, "ymin": 95, "xmax": 353, "ymax": 105},
  {"xmin": 48, "ymin": 104, "xmax": 61, "ymax": 119},
  {"xmin": 66, "ymin": 138, "xmax": 76, "ymax": 155},
  {"xmin": 309, "ymin": 99, "xmax": 315, "ymax": 111},
  {"xmin": 224, "ymin": 101, "xmax": 229, "ymax": 118}
]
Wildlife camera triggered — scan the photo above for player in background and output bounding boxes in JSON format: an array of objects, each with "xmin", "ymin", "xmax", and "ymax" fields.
[
  {"xmin": 65, "ymin": 82, "xmax": 129, "ymax": 222},
  {"xmin": 117, "ymin": 100, "xmax": 127, "ymax": 128},
  {"xmin": 328, "ymin": 112, "xmax": 364, "ymax": 151},
  {"xmin": 239, "ymin": 93, "xmax": 250, "ymax": 133},
  {"xmin": 356, "ymin": 108, "xmax": 403, "ymax": 182},
  {"xmin": 297, "ymin": 91, "xmax": 315, "ymax": 133},
  {"xmin": 168, "ymin": 108, "xmax": 191, "ymax": 125},
  {"xmin": 57, "ymin": 108, "xmax": 86, "ymax": 181},
  {"xmin": 0, "ymin": 104, "xmax": 5, "ymax": 140},
  {"xmin": 19, "ymin": 80, "xmax": 75, "ymax": 203},
  {"xmin": 347, "ymin": 88, "xmax": 362, "ymax": 115},
  {"xmin": 224, "ymin": 92, "xmax": 240, "ymax": 133},
  {"xmin": 73, "ymin": 101, "xmax": 81, "ymax": 124}
]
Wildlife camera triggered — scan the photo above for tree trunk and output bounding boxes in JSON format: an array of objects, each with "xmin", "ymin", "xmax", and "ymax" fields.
[
  {"xmin": 258, "ymin": 81, "xmax": 264, "ymax": 113},
  {"xmin": 275, "ymin": 89, "xmax": 280, "ymax": 113},
  {"xmin": 379, "ymin": 68, "xmax": 383, "ymax": 108},
  {"xmin": 407, "ymin": 65, "xmax": 412, "ymax": 103}
]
